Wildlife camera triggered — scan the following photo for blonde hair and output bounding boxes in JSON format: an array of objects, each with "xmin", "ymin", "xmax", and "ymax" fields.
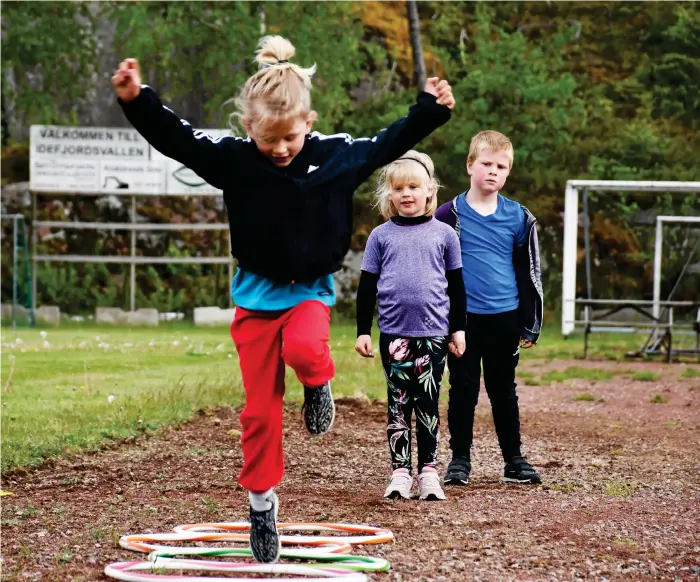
[
  {"xmin": 232, "ymin": 36, "xmax": 317, "ymax": 130},
  {"xmin": 467, "ymin": 130, "xmax": 514, "ymax": 168},
  {"xmin": 375, "ymin": 151, "xmax": 440, "ymax": 219}
]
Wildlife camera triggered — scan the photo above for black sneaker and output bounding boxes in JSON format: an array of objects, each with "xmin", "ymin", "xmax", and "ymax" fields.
[
  {"xmin": 249, "ymin": 492, "xmax": 280, "ymax": 563},
  {"xmin": 302, "ymin": 381, "xmax": 335, "ymax": 435},
  {"xmin": 444, "ymin": 456, "xmax": 471, "ymax": 486},
  {"xmin": 504, "ymin": 456, "xmax": 541, "ymax": 484}
]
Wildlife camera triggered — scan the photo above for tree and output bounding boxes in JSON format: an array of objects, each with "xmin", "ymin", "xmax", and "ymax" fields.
[
  {"xmin": 406, "ymin": 0, "xmax": 427, "ymax": 91},
  {"xmin": 1, "ymin": 2, "xmax": 98, "ymax": 141}
]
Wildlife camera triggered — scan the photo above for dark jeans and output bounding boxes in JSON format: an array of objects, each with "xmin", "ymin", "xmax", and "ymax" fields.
[
  {"xmin": 379, "ymin": 334, "xmax": 448, "ymax": 473},
  {"xmin": 447, "ymin": 309, "xmax": 522, "ymax": 462}
]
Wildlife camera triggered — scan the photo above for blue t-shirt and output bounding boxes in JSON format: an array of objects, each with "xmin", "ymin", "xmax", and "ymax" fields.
[
  {"xmin": 456, "ymin": 192, "xmax": 527, "ymax": 314},
  {"xmin": 231, "ymin": 269, "xmax": 336, "ymax": 311}
]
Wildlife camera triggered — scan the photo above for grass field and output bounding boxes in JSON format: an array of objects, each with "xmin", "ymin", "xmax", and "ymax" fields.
[
  {"xmin": 2, "ymin": 322, "xmax": 698, "ymax": 580},
  {"xmin": 0, "ymin": 322, "xmax": 645, "ymax": 474}
]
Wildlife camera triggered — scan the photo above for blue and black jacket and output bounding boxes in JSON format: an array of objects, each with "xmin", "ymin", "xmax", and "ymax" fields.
[
  {"xmin": 435, "ymin": 197, "xmax": 544, "ymax": 344},
  {"xmin": 119, "ymin": 87, "xmax": 451, "ymax": 284}
]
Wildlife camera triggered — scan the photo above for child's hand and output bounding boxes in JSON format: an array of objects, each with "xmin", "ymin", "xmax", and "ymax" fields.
[
  {"xmin": 112, "ymin": 58, "xmax": 142, "ymax": 102},
  {"xmin": 449, "ymin": 331, "xmax": 466, "ymax": 357},
  {"xmin": 519, "ymin": 338, "xmax": 535, "ymax": 349},
  {"xmin": 355, "ymin": 335, "xmax": 374, "ymax": 358},
  {"xmin": 424, "ymin": 77, "xmax": 455, "ymax": 110}
]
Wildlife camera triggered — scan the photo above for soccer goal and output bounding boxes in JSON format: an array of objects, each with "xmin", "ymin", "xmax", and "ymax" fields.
[{"xmin": 561, "ymin": 180, "xmax": 700, "ymax": 360}]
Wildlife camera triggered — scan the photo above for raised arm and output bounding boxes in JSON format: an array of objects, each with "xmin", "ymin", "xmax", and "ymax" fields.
[
  {"xmin": 351, "ymin": 77, "xmax": 454, "ymax": 184},
  {"xmin": 112, "ymin": 58, "xmax": 242, "ymax": 190}
]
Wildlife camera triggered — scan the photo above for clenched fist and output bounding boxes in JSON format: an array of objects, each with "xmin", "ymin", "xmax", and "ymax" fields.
[
  {"xmin": 424, "ymin": 77, "xmax": 455, "ymax": 110},
  {"xmin": 112, "ymin": 58, "xmax": 142, "ymax": 102}
]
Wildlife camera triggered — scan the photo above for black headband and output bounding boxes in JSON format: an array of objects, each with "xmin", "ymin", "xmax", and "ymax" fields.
[{"xmin": 396, "ymin": 157, "xmax": 432, "ymax": 178}]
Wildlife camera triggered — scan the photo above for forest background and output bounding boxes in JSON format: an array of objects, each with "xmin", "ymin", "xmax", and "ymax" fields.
[{"xmin": 1, "ymin": 1, "xmax": 698, "ymax": 318}]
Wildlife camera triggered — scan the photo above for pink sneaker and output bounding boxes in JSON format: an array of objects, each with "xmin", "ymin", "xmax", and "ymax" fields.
[
  {"xmin": 418, "ymin": 467, "xmax": 446, "ymax": 501},
  {"xmin": 384, "ymin": 468, "xmax": 413, "ymax": 500}
]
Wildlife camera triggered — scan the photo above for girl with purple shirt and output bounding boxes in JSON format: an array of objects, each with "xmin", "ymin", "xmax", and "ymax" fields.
[{"xmin": 355, "ymin": 151, "xmax": 467, "ymax": 501}]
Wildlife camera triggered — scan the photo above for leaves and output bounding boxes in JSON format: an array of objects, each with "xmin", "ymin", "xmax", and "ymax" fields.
[{"xmin": 2, "ymin": 2, "xmax": 698, "ymax": 312}]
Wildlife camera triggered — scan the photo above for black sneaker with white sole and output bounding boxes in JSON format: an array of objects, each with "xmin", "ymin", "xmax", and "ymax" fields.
[
  {"xmin": 302, "ymin": 381, "xmax": 335, "ymax": 435},
  {"xmin": 444, "ymin": 456, "xmax": 471, "ymax": 486},
  {"xmin": 504, "ymin": 456, "xmax": 541, "ymax": 484},
  {"xmin": 249, "ymin": 492, "xmax": 281, "ymax": 564}
]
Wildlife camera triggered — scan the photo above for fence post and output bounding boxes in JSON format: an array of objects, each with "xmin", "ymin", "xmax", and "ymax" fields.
[
  {"xmin": 12, "ymin": 216, "xmax": 18, "ymax": 331},
  {"xmin": 130, "ymin": 195, "xmax": 136, "ymax": 312}
]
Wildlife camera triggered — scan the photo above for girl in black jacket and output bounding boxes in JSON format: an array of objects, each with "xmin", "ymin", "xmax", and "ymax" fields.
[{"xmin": 113, "ymin": 35, "xmax": 454, "ymax": 563}]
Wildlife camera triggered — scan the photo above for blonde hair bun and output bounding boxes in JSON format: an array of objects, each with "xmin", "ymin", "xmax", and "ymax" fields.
[
  {"xmin": 232, "ymin": 36, "xmax": 317, "ymax": 130},
  {"xmin": 255, "ymin": 35, "xmax": 296, "ymax": 68}
]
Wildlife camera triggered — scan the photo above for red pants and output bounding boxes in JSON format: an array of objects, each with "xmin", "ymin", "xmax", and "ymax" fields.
[{"xmin": 230, "ymin": 300, "xmax": 335, "ymax": 492}]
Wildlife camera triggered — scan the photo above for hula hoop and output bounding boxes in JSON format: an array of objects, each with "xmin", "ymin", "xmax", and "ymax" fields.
[
  {"xmin": 120, "ymin": 531, "xmax": 351, "ymax": 554},
  {"xmin": 104, "ymin": 559, "xmax": 369, "ymax": 582},
  {"xmin": 147, "ymin": 548, "xmax": 389, "ymax": 572},
  {"xmin": 174, "ymin": 522, "xmax": 394, "ymax": 546},
  {"xmin": 106, "ymin": 521, "xmax": 393, "ymax": 582}
]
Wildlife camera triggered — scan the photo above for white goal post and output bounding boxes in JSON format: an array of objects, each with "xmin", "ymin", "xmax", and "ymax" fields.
[
  {"xmin": 562, "ymin": 180, "xmax": 700, "ymax": 335},
  {"xmin": 653, "ymin": 216, "xmax": 700, "ymax": 321}
]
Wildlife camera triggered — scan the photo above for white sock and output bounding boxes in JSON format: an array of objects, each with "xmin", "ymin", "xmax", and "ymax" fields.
[{"xmin": 249, "ymin": 488, "xmax": 274, "ymax": 512}]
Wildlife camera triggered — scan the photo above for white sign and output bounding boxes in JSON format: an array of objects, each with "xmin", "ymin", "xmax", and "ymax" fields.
[
  {"xmin": 31, "ymin": 126, "xmax": 149, "ymax": 161},
  {"xmin": 100, "ymin": 161, "xmax": 166, "ymax": 194},
  {"xmin": 151, "ymin": 129, "xmax": 232, "ymax": 195},
  {"xmin": 31, "ymin": 159, "xmax": 100, "ymax": 192},
  {"xmin": 30, "ymin": 125, "xmax": 233, "ymax": 195},
  {"xmin": 30, "ymin": 158, "xmax": 166, "ymax": 194}
]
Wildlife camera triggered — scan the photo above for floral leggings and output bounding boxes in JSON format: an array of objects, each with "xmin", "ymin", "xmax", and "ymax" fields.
[{"xmin": 379, "ymin": 334, "xmax": 448, "ymax": 474}]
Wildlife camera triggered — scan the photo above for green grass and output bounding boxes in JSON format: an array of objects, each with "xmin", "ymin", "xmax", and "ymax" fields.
[
  {"xmin": 681, "ymin": 367, "xmax": 700, "ymax": 379},
  {"xmin": 602, "ymin": 480, "xmax": 637, "ymax": 498},
  {"xmin": 0, "ymin": 323, "xmax": 388, "ymax": 474},
  {"xmin": 632, "ymin": 371, "xmax": 660, "ymax": 382},
  {"xmin": 523, "ymin": 365, "xmax": 632, "ymax": 387},
  {"xmin": 0, "ymin": 323, "xmax": 661, "ymax": 474},
  {"xmin": 650, "ymin": 394, "xmax": 668, "ymax": 404},
  {"xmin": 572, "ymin": 392, "xmax": 598, "ymax": 402},
  {"xmin": 541, "ymin": 366, "xmax": 616, "ymax": 384}
]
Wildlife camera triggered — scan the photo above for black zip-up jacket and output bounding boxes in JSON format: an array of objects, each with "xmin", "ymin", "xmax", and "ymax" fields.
[
  {"xmin": 435, "ymin": 196, "xmax": 544, "ymax": 344},
  {"xmin": 119, "ymin": 86, "xmax": 451, "ymax": 283}
]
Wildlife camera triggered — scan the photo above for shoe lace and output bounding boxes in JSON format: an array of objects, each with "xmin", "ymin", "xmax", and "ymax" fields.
[
  {"xmin": 419, "ymin": 471, "xmax": 441, "ymax": 489},
  {"xmin": 390, "ymin": 472, "xmax": 412, "ymax": 487}
]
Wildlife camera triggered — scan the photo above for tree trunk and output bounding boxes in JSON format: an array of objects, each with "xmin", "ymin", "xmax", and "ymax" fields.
[{"xmin": 406, "ymin": 0, "xmax": 427, "ymax": 92}]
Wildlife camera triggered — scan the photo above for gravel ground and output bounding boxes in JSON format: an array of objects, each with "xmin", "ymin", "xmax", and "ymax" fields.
[{"xmin": 2, "ymin": 360, "xmax": 699, "ymax": 581}]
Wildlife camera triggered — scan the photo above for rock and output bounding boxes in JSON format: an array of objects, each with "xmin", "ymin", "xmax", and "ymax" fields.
[
  {"xmin": 1, "ymin": 303, "xmax": 30, "ymax": 324},
  {"xmin": 193, "ymin": 306, "xmax": 236, "ymax": 326},
  {"xmin": 35, "ymin": 305, "xmax": 60, "ymax": 325},
  {"xmin": 95, "ymin": 307, "xmax": 128, "ymax": 324},
  {"xmin": 125, "ymin": 308, "xmax": 158, "ymax": 326},
  {"xmin": 96, "ymin": 307, "xmax": 159, "ymax": 326}
]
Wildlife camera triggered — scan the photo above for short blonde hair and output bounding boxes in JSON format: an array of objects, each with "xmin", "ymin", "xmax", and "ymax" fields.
[
  {"xmin": 374, "ymin": 151, "xmax": 440, "ymax": 219},
  {"xmin": 231, "ymin": 36, "xmax": 317, "ymax": 130},
  {"xmin": 467, "ymin": 130, "xmax": 514, "ymax": 168}
]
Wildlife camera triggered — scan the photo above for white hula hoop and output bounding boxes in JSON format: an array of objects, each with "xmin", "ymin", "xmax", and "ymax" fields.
[{"xmin": 104, "ymin": 558, "xmax": 369, "ymax": 581}]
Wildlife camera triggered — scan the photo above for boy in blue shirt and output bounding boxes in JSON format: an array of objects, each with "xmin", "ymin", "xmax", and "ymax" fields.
[{"xmin": 435, "ymin": 130, "xmax": 543, "ymax": 485}]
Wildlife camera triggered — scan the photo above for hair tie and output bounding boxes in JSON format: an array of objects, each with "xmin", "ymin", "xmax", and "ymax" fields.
[
  {"xmin": 277, "ymin": 60, "xmax": 289, "ymax": 64},
  {"xmin": 396, "ymin": 157, "xmax": 432, "ymax": 178}
]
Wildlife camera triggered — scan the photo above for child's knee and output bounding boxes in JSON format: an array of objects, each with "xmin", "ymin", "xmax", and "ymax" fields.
[{"xmin": 283, "ymin": 338, "xmax": 327, "ymax": 371}]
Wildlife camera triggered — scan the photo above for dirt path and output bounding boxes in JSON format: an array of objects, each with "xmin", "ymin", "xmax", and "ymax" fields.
[{"xmin": 2, "ymin": 361, "xmax": 699, "ymax": 581}]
